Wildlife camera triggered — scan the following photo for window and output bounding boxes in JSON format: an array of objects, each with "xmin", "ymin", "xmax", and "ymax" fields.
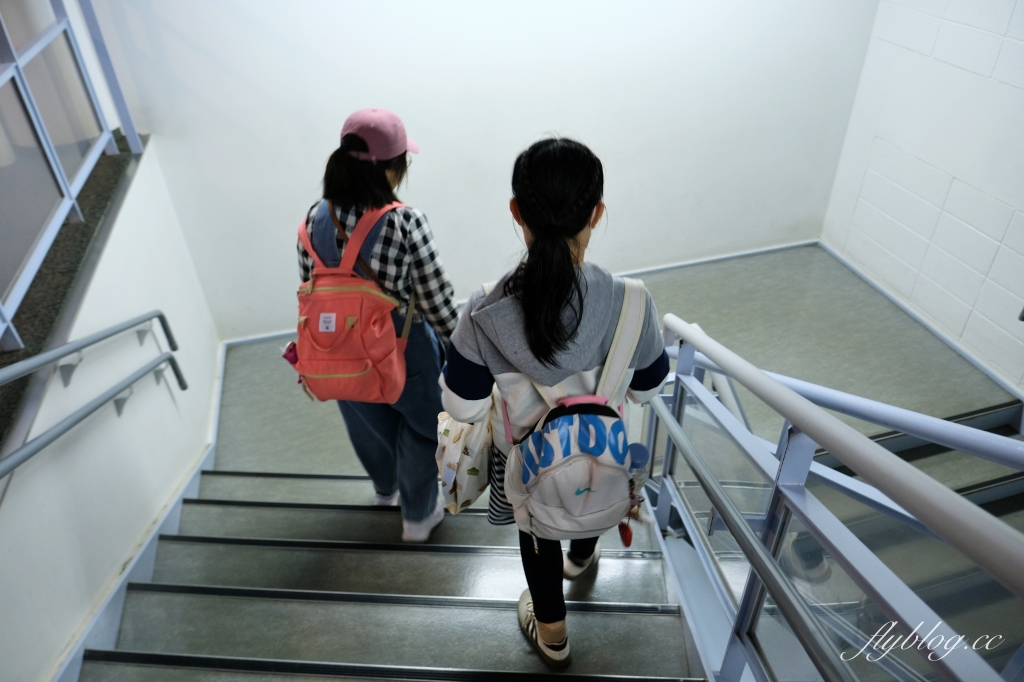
[{"xmin": 0, "ymin": 0, "xmax": 120, "ymax": 350}]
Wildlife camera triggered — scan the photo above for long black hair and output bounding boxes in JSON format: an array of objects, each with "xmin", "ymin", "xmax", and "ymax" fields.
[
  {"xmin": 323, "ymin": 134, "xmax": 409, "ymax": 211},
  {"xmin": 505, "ymin": 138, "xmax": 604, "ymax": 366}
]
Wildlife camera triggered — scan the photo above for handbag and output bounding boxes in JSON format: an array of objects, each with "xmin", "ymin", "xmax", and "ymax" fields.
[
  {"xmin": 436, "ymin": 386, "xmax": 499, "ymax": 513},
  {"xmin": 435, "ymin": 281, "xmax": 500, "ymax": 514}
]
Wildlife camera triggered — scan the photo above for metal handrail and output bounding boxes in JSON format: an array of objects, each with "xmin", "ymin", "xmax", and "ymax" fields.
[
  {"xmin": 685, "ymin": 350, "xmax": 1024, "ymax": 471},
  {"xmin": 0, "ymin": 353, "xmax": 187, "ymax": 479},
  {"xmin": 664, "ymin": 314, "xmax": 1024, "ymax": 602},
  {"xmin": 0, "ymin": 310, "xmax": 177, "ymax": 388},
  {"xmin": 650, "ymin": 394, "xmax": 855, "ymax": 682}
]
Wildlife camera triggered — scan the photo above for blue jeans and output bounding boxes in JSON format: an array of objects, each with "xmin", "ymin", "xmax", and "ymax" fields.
[{"xmin": 337, "ymin": 316, "xmax": 442, "ymax": 522}]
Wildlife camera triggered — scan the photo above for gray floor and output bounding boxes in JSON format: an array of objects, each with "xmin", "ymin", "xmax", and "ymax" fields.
[
  {"xmin": 639, "ymin": 245, "xmax": 1013, "ymax": 441},
  {"xmin": 217, "ymin": 246, "xmax": 1015, "ymax": 461},
  {"xmin": 214, "ymin": 337, "xmax": 362, "ymax": 474},
  {"xmin": 908, "ymin": 434, "xmax": 1024, "ymax": 491}
]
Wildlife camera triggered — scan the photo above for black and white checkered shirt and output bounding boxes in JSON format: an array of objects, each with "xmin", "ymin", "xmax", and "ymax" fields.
[{"xmin": 297, "ymin": 200, "xmax": 458, "ymax": 344}]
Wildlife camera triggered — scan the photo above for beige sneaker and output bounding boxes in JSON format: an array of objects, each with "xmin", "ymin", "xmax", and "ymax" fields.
[
  {"xmin": 517, "ymin": 589, "xmax": 571, "ymax": 668},
  {"xmin": 401, "ymin": 494, "xmax": 444, "ymax": 542},
  {"xmin": 563, "ymin": 539, "xmax": 601, "ymax": 580}
]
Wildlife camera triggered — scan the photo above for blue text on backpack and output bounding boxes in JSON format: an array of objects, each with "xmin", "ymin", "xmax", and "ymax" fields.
[{"xmin": 504, "ymin": 278, "xmax": 652, "ymax": 540}]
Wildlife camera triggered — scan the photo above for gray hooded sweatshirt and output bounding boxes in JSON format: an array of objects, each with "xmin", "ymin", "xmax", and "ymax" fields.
[{"xmin": 440, "ymin": 262, "xmax": 669, "ymax": 452}]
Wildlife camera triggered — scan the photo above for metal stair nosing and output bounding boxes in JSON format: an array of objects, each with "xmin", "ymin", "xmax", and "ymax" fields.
[
  {"xmin": 202, "ymin": 471, "xmax": 376, "ymax": 480},
  {"xmin": 157, "ymin": 533, "xmax": 664, "ymax": 559},
  {"xmin": 82, "ymin": 649, "xmax": 706, "ymax": 682},
  {"xmin": 125, "ymin": 581, "xmax": 682, "ymax": 614},
  {"xmin": 182, "ymin": 498, "xmax": 491, "ymax": 514}
]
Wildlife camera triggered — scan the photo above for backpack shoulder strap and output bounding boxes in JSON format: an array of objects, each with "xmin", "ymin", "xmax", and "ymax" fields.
[
  {"xmin": 531, "ymin": 379, "xmax": 567, "ymax": 410},
  {"xmin": 340, "ymin": 201, "xmax": 403, "ymax": 274},
  {"xmin": 297, "ymin": 218, "xmax": 327, "ymax": 273},
  {"xmin": 596, "ymin": 277, "xmax": 647, "ymax": 401},
  {"xmin": 325, "ymin": 201, "xmax": 385, "ymax": 286}
]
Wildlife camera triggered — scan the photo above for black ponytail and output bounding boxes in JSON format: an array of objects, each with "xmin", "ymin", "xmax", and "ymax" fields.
[
  {"xmin": 323, "ymin": 134, "xmax": 409, "ymax": 211},
  {"xmin": 505, "ymin": 138, "xmax": 604, "ymax": 366}
]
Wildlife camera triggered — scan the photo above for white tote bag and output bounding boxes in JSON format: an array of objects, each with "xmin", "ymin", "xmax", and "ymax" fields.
[{"xmin": 436, "ymin": 388, "xmax": 498, "ymax": 514}]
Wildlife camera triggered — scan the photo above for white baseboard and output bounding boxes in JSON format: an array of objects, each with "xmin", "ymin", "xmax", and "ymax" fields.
[
  {"xmin": 221, "ymin": 328, "xmax": 295, "ymax": 347},
  {"xmin": 614, "ymin": 239, "xmax": 820, "ymax": 278},
  {"xmin": 50, "ymin": 444, "xmax": 215, "ymax": 682},
  {"xmin": 50, "ymin": 340, "xmax": 230, "ymax": 682}
]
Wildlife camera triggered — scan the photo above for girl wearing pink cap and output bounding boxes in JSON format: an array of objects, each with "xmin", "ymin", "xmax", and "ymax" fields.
[{"xmin": 296, "ymin": 108, "xmax": 458, "ymax": 542}]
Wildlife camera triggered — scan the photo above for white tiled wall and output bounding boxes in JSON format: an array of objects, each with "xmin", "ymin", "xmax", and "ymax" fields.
[
  {"xmin": 842, "ymin": 138, "xmax": 1023, "ymax": 381},
  {"xmin": 824, "ymin": 0, "xmax": 1024, "ymax": 396},
  {"xmin": 875, "ymin": 0, "xmax": 1024, "ymax": 81}
]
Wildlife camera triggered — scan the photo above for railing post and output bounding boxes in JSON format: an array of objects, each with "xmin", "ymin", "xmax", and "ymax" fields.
[
  {"xmin": 677, "ymin": 341, "xmax": 695, "ymax": 376},
  {"xmin": 0, "ymin": 302, "xmax": 24, "ymax": 351},
  {"xmin": 723, "ymin": 422, "xmax": 819, "ymax": 682},
  {"xmin": 655, "ymin": 375, "xmax": 687, "ymax": 530}
]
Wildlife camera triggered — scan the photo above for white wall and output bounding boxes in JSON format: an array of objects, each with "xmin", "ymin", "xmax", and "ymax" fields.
[
  {"xmin": 89, "ymin": 0, "xmax": 879, "ymax": 339},
  {"xmin": 0, "ymin": 140, "xmax": 220, "ymax": 682},
  {"xmin": 823, "ymin": 0, "xmax": 1024, "ymax": 396}
]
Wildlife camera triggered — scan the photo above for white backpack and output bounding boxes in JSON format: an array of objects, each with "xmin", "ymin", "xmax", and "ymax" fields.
[{"xmin": 504, "ymin": 278, "xmax": 652, "ymax": 541}]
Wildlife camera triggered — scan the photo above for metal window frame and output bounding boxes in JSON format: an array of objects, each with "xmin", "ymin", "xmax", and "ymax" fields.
[
  {"xmin": 650, "ymin": 318, "xmax": 1022, "ymax": 682},
  {"xmin": 0, "ymin": 0, "xmax": 140, "ymax": 351}
]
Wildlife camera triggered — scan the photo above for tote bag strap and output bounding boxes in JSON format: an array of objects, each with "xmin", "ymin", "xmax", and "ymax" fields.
[{"xmin": 595, "ymin": 278, "xmax": 647, "ymax": 402}]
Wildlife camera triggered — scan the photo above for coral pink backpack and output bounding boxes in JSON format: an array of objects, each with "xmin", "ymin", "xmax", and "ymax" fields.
[{"xmin": 292, "ymin": 201, "xmax": 414, "ymax": 403}]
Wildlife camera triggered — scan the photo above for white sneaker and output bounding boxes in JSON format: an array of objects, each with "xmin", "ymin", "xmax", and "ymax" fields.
[
  {"xmin": 401, "ymin": 494, "xmax": 444, "ymax": 542},
  {"xmin": 518, "ymin": 589, "xmax": 571, "ymax": 668},
  {"xmin": 563, "ymin": 539, "xmax": 600, "ymax": 580},
  {"xmin": 374, "ymin": 491, "xmax": 399, "ymax": 506}
]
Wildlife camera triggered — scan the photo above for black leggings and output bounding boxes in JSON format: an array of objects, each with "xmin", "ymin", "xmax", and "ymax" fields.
[{"xmin": 518, "ymin": 531, "xmax": 599, "ymax": 623}]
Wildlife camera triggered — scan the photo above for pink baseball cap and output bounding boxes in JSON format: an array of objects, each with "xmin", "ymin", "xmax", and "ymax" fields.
[{"xmin": 340, "ymin": 108, "xmax": 419, "ymax": 162}]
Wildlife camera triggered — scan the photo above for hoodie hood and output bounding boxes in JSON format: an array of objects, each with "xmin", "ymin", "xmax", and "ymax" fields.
[{"xmin": 469, "ymin": 263, "xmax": 615, "ymax": 386}]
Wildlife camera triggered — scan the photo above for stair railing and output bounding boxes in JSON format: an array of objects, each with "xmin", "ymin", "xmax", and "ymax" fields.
[
  {"xmin": 0, "ymin": 310, "xmax": 187, "ymax": 479},
  {"xmin": 676, "ymin": 348, "xmax": 1024, "ymax": 471},
  {"xmin": 649, "ymin": 314, "xmax": 1024, "ymax": 682}
]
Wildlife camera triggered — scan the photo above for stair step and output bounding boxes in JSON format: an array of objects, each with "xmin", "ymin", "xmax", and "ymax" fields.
[
  {"xmin": 82, "ymin": 651, "xmax": 704, "ymax": 681},
  {"xmin": 178, "ymin": 500, "xmax": 659, "ymax": 551},
  {"xmin": 113, "ymin": 584, "xmax": 691, "ymax": 678},
  {"xmin": 198, "ymin": 471, "xmax": 489, "ymax": 508},
  {"xmin": 80, "ymin": 659, "xmax": 372, "ymax": 682},
  {"xmin": 153, "ymin": 536, "xmax": 667, "ymax": 603}
]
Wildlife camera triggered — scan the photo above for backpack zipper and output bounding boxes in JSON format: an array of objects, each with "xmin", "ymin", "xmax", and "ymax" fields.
[
  {"xmin": 299, "ymin": 284, "xmax": 399, "ymax": 307},
  {"xmin": 301, "ymin": 367, "xmax": 372, "ymax": 379}
]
